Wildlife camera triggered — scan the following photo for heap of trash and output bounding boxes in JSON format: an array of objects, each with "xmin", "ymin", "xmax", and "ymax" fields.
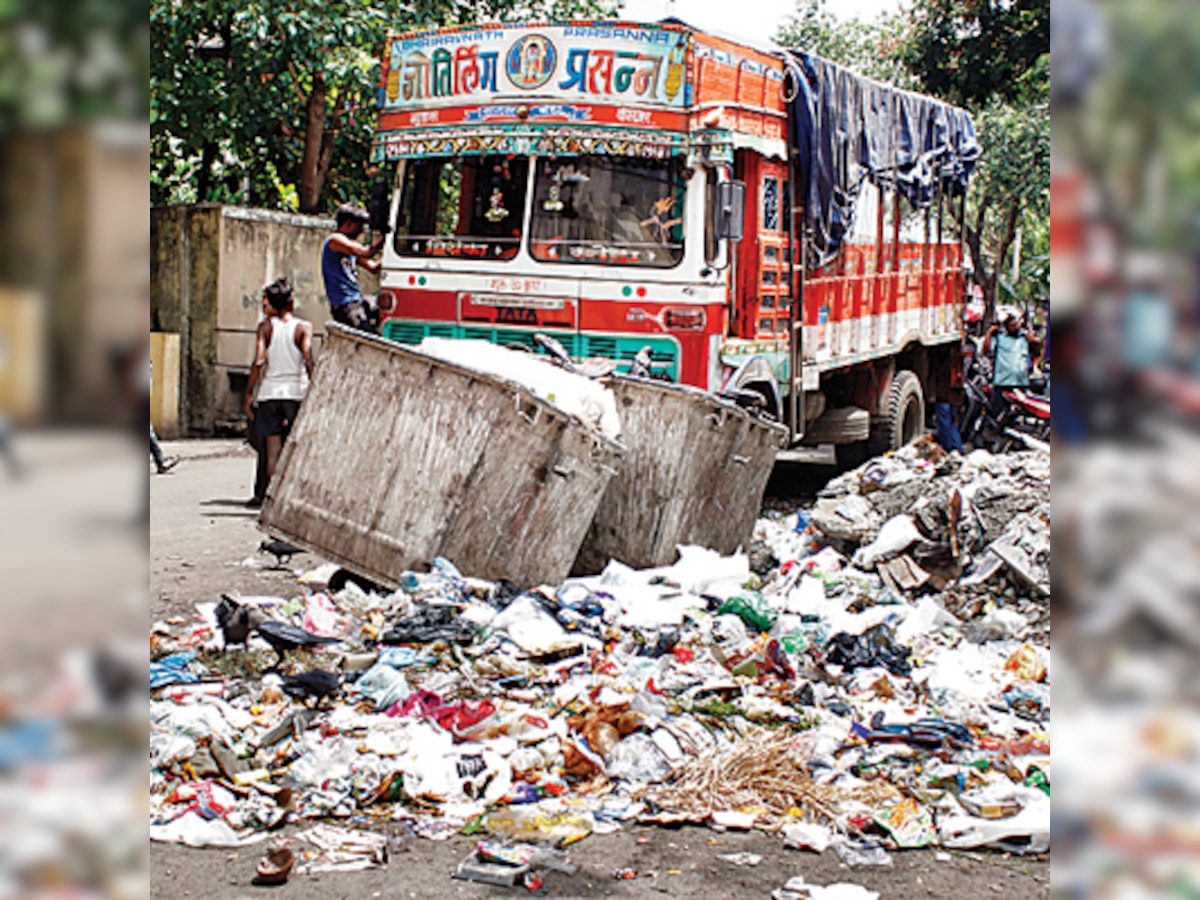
[{"xmin": 150, "ymin": 437, "xmax": 1050, "ymax": 886}]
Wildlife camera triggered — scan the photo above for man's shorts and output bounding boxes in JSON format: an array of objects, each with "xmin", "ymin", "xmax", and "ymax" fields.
[
  {"xmin": 255, "ymin": 399, "xmax": 301, "ymax": 438},
  {"xmin": 330, "ymin": 299, "xmax": 378, "ymax": 334}
]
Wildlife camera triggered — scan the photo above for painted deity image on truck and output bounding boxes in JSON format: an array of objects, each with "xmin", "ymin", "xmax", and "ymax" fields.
[{"xmin": 371, "ymin": 20, "xmax": 979, "ymax": 457}]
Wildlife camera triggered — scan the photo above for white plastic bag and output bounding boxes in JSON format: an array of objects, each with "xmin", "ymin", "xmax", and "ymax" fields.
[{"xmin": 853, "ymin": 516, "xmax": 923, "ymax": 569}]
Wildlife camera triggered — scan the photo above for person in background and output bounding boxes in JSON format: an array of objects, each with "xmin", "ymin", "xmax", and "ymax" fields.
[
  {"xmin": 244, "ymin": 278, "xmax": 314, "ymax": 493},
  {"xmin": 983, "ymin": 310, "xmax": 1041, "ymax": 415},
  {"xmin": 322, "ymin": 203, "xmax": 384, "ymax": 334}
]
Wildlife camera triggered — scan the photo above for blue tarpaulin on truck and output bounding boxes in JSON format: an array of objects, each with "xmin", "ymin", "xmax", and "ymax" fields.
[{"xmin": 780, "ymin": 50, "xmax": 980, "ymax": 267}]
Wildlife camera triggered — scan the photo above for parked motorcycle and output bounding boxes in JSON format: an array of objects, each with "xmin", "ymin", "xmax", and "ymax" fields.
[{"xmin": 958, "ymin": 372, "xmax": 1050, "ymax": 452}]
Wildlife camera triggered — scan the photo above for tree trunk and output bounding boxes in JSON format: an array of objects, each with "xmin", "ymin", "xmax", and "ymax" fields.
[
  {"xmin": 315, "ymin": 122, "xmax": 339, "ymax": 206},
  {"xmin": 990, "ymin": 204, "xmax": 1021, "ymax": 316},
  {"xmin": 196, "ymin": 140, "xmax": 217, "ymax": 201},
  {"xmin": 298, "ymin": 71, "xmax": 327, "ymax": 213}
]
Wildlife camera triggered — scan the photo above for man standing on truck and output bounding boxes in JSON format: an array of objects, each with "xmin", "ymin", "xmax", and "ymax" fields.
[
  {"xmin": 983, "ymin": 310, "xmax": 1041, "ymax": 415},
  {"xmin": 322, "ymin": 203, "xmax": 384, "ymax": 334},
  {"xmin": 245, "ymin": 278, "xmax": 314, "ymax": 491}
]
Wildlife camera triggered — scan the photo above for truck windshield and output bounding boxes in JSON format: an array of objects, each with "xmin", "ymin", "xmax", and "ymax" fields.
[
  {"xmin": 394, "ymin": 155, "xmax": 529, "ymax": 260},
  {"xmin": 529, "ymin": 156, "xmax": 685, "ymax": 268}
]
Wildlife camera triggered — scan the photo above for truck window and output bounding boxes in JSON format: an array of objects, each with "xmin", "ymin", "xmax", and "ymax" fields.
[
  {"xmin": 529, "ymin": 156, "xmax": 685, "ymax": 268},
  {"xmin": 394, "ymin": 155, "xmax": 528, "ymax": 260}
]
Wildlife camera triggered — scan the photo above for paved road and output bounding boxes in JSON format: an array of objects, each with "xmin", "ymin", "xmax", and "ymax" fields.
[
  {"xmin": 0, "ymin": 431, "xmax": 146, "ymax": 683},
  {"xmin": 150, "ymin": 440, "xmax": 1048, "ymax": 899}
]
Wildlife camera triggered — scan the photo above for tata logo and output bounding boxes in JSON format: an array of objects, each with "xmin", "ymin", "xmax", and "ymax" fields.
[{"xmin": 497, "ymin": 307, "xmax": 538, "ymax": 324}]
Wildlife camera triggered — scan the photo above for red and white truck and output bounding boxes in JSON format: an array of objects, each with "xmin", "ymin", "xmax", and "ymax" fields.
[{"xmin": 371, "ymin": 19, "xmax": 979, "ymax": 463}]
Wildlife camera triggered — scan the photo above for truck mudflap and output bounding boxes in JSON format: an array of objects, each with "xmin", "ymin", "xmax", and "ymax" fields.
[
  {"xmin": 261, "ymin": 324, "xmax": 626, "ymax": 588},
  {"xmin": 572, "ymin": 375, "xmax": 787, "ymax": 575}
]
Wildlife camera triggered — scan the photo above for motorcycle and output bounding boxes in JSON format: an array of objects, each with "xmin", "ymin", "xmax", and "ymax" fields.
[
  {"xmin": 996, "ymin": 386, "xmax": 1050, "ymax": 450},
  {"xmin": 958, "ymin": 371, "xmax": 1050, "ymax": 452}
]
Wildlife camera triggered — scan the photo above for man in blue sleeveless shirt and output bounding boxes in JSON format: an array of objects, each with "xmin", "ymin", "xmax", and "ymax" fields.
[
  {"xmin": 983, "ymin": 310, "xmax": 1041, "ymax": 415},
  {"xmin": 322, "ymin": 203, "xmax": 385, "ymax": 333}
]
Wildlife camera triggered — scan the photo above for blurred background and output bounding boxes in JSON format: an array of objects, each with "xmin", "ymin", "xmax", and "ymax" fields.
[
  {"xmin": 1051, "ymin": 0, "xmax": 1200, "ymax": 896},
  {"xmin": 0, "ymin": 0, "xmax": 149, "ymax": 896}
]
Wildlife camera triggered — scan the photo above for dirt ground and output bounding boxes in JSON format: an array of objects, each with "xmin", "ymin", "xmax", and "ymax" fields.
[{"xmin": 150, "ymin": 440, "xmax": 1049, "ymax": 899}]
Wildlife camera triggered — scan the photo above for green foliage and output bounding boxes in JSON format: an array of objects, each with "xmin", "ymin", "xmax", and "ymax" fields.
[
  {"xmin": 889, "ymin": 1, "xmax": 1049, "ymax": 315},
  {"xmin": 775, "ymin": 0, "xmax": 915, "ymax": 88},
  {"xmin": 1062, "ymin": 0, "xmax": 1200, "ymax": 248},
  {"xmin": 775, "ymin": 0, "xmax": 1049, "ymax": 315},
  {"xmin": 0, "ymin": 0, "xmax": 148, "ymax": 128},
  {"xmin": 151, "ymin": 0, "xmax": 617, "ymax": 212},
  {"xmin": 901, "ymin": 0, "xmax": 1049, "ymax": 109},
  {"xmin": 972, "ymin": 100, "xmax": 1050, "ymax": 227}
]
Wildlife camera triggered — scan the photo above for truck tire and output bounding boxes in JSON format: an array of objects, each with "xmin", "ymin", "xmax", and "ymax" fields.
[{"xmin": 868, "ymin": 370, "xmax": 924, "ymax": 456}]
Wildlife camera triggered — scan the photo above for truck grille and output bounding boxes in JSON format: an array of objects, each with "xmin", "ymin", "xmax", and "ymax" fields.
[{"xmin": 382, "ymin": 321, "xmax": 679, "ymax": 381}]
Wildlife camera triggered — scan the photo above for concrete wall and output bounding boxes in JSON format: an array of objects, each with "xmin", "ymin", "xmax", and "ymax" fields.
[
  {"xmin": 152, "ymin": 204, "xmax": 379, "ymax": 435},
  {"xmin": 0, "ymin": 125, "xmax": 148, "ymax": 425},
  {"xmin": 150, "ymin": 332, "xmax": 180, "ymax": 438},
  {"xmin": 0, "ymin": 288, "xmax": 45, "ymax": 423}
]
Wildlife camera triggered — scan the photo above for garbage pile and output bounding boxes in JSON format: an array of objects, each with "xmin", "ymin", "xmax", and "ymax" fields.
[{"xmin": 150, "ymin": 439, "xmax": 1050, "ymax": 886}]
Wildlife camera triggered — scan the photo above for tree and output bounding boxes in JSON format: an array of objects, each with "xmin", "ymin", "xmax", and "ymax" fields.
[
  {"xmin": 152, "ymin": 0, "xmax": 616, "ymax": 214},
  {"xmin": 0, "ymin": 0, "xmax": 148, "ymax": 128},
  {"xmin": 1056, "ymin": 1, "xmax": 1200, "ymax": 250},
  {"xmin": 960, "ymin": 98, "xmax": 1049, "ymax": 323},
  {"xmin": 775, "ymin": 0, "xmax": 1049, "ymax": 325},
  {"xmin": 775, "ymin": 0, "xmax": 914, "ymax": 88},
  {"xmin": 898, "ymin": 0, "xmax": 1050, "ymax": 326},
  {"xmin": 901, "ymin": 0, "xmax": 1049, "ymax": 109}
]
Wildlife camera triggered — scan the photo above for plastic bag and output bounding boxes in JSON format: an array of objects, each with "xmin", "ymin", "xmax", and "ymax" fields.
[
  {"xmin": 939, "ymin": 795, "xmax": 1050, "ymax": 854},
  {"xmin": 852, "ymin": 516, "xmax": 922, "ymax": 569},
  {"xmin": 302, "ymin": 593, "xmax": 349, "ymax": 638},
  {"xmin": 711, "ymin": 614, "xmax": 751, "ymax": 647},
  {"xmin": 485, "ymin": 804, "xmax": 594, "ymax": 846},
  {"xmin": 785, "ymin": 574, "xmax": 826, "ymax": 616},
  {"xmin": 604, "ymin": 733, "xmax": 673, "ymax": 784},
  {"xmin": 870, "ymin": 798, "xmax": 937, "ymax": 848},
  {"xmin": 150, "ymin": 652, "xmax": 200, "ymax": 690},
  {"xmin": 718, "ymin": 592, "xmax": 777, "ymax": 631},
  {"xmin": 824, "ymin": 624, "xmax": 912, "ymax": 676},
  {"xmin": 491, "ymin": 595, "xmax": 571, "ymax": 655},
  {"xmin": 1004, "ymin": 643, "xmax": 1047, "ymax": 682},
  {"xmin": 832, "ymin": 838, "xmax": 893, "ymax": 867},
  {"xmin": 782, "ymin": 821, "xmax": 833, "ymax": 853},
  {"xmin": 353, "ymin": 664, "xmax": 410, "ymax": 711}
]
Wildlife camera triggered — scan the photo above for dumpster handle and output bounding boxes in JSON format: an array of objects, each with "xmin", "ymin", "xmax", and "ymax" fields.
[
  {"xmin": 707, "ymin": 411, "xmax": 726, "ymax": 430},
  {"xmin": 515, "ymin": 394, "xmax": 541, "ymax": 426},
  {"xmin": 551, "ymin": 465, "xmax": 575, "ymax": 480},
  {"xmin": 731, "ymin": 455, "xmax": 751, "ymax": 465}
]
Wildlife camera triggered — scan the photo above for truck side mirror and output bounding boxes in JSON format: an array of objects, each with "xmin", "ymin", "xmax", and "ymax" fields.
[{"xmin": 715, "ymin": 181, "xmax": 746, "ymax": 242}]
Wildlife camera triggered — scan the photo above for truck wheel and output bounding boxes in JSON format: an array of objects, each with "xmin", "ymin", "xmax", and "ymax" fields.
[{"xmin": 868, "ymin": 370, "xmax": 925, "ymax": 456}]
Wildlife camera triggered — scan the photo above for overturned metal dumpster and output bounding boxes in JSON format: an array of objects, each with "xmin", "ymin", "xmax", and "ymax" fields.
[
  {"xmin": 572, "ymin": 376, "xmax": 788, "ymax": 575},
  {"xmin": 261, "ymin": 324, "xmax": 625, "ymax": 588}
]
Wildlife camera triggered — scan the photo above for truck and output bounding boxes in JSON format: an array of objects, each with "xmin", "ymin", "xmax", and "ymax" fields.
[{"xmin": 368, "ymin": 19, "xmax": 980, "ymax": 465}]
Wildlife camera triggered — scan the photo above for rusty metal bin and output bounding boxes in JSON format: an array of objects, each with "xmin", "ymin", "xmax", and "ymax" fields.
[
  {"xmin": 572, "ymin": 376, "xmax": 787, "ymax": 575},
  {"xmin": 261, "ymin": 324, "xmax": 626, "ymax": 588}
]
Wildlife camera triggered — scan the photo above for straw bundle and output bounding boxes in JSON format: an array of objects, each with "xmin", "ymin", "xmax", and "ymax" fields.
[{"xmin": 646, "ymin": 729, "xmax": 900, "ymax": 822}]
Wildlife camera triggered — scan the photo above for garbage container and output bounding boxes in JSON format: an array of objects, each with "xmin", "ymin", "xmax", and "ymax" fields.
[
  {"xmin": 261, "ymin": 324, "xmax": 626, "ymax": 588},
  {"xmin": 572, "ymin": 376, "xmax": 787, "ymax": 574}
]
